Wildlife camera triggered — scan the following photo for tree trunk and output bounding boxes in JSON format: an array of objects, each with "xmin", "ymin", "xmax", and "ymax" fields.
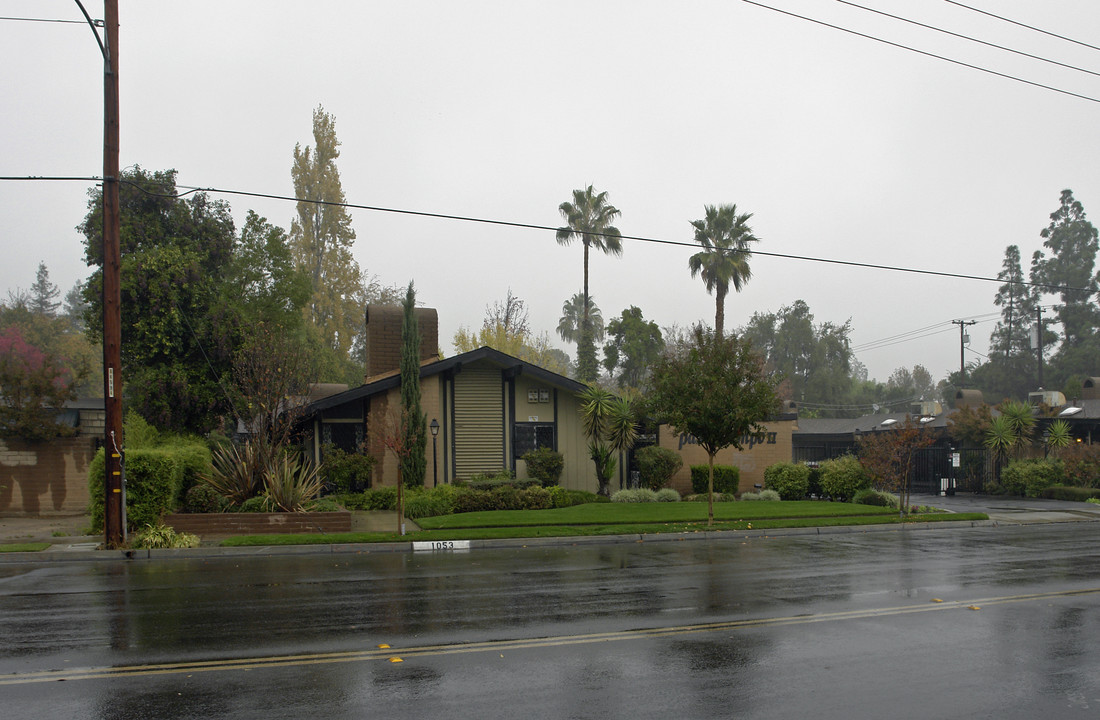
[
  {"xmin": 715, "ymin": 286, "xmax": 727, "ymax": 338},
  {"xmin": 707, "ymin": 451, "xmax": 715, "ymax": 526},
  {"xmin": 397, "ymin": 467, "xmax": 405, "ymax": 535}
]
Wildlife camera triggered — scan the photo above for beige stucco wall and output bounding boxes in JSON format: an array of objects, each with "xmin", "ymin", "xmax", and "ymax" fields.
[
  {"xmin": 511, "ymin": 381, "xmax": 598, "ymax": 492},
  {"xmin": 658, "ymin": 419, "xmax": 796, "ymax": 495}
]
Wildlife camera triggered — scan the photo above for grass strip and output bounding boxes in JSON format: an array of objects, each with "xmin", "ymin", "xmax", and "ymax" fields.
[
  {"xmin": 219, "ymin": 512, "xmax": 988, "ymax": 547},
  {"xmin": 0, "ymin": 543, "xmax": 51, "ymax": 553}
]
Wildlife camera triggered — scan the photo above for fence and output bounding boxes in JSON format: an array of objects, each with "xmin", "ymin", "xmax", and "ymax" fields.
[{"xmin": 795, "ymin": 444, "xmax": 999, "ymax": 495}]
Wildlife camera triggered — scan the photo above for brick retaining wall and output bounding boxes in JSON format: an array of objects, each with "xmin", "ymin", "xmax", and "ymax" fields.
[{"xmin": 163, "ymin": 511, "xmax": 352, "ymax": 536}]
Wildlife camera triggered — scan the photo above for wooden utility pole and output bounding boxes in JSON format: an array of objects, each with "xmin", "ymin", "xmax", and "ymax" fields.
[
  {"xmin": 952, "ymin": 319, "xmax": 976, "ymax": 382},
  {"xmin": 102, "ymin": 0, "xmax": 125, "ymax": 548},
  {"xmin": 1035, "ymin": 305, "xmax": 1044, "ymax": 389}
]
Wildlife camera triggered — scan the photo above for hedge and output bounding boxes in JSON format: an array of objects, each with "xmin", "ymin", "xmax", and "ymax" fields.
[
  {"xmin": 690, "ymin": 464, "xmax": 741, "ymax": 495},
  {"xmin": 521, "ymin": 447, "xmax": 564, "ymax": 487},
  {"xmin": 1038, "ymin": 485, "xmax": 1100, "ymax": 502},
  {"xmin": 819, "ymin": 455, "xmax": 870, "ymax": 501},
  {"xmin": 88, "ymin": 447, "xmax": 187, "ymax": 532},
  {"xmin": 1001, "ymin": 459, "xmax": 1066, "ymax": 497},
  {"xmin": 635, "ymin": 446, "xmax": 683, "ymax": 491},
  {"xmin": 763, "ymin": 462, "xmax": 811, "ymax": 501}
]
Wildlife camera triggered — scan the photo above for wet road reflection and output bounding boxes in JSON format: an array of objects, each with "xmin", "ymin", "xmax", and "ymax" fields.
[{"xmin": 1, "ymin": 522, "xmax": 1098, "ymax": 718}]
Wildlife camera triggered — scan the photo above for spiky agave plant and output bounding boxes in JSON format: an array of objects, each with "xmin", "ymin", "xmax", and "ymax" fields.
[{"xmin": 263, "ymin": 452, "xmax": 323, "ymax": 512}]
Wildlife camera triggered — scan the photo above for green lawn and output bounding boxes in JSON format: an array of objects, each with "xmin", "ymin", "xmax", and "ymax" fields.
[{"xmin": 219, "ymin": 501, "xmax": 988, "ymax": 547}]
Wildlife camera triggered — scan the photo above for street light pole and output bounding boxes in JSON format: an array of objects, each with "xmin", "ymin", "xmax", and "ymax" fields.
[{"xmin": 429, "ymin": 418, "xmax": 439, "ymax": 486}]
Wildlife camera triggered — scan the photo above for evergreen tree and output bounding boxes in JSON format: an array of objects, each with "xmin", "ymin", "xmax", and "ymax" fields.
[
  {"xmin": 990, "ymin": 245, "xmax": 1037, "ymax": 358},
  {"xmin": 79, "ymin": 167, "xmax": 238, "ymax": 433},
  {"xmin": 28, "ymin": 262, "xmax": 60, "ymax": 317},
  {"xmin": 1029, "ymin": 189, "xmax": 1100, "ymax": 390},
  {"xmin": 1031, "ymin": 189, "xmax": 1100, "ymax": 348},
  {"xmin": 399, "ymin": 282, "xmax": 427, "ymax": 487},
  {"xmin": 290, "ymin": 105, "xmax": 364, "ymax": 358},
  {"xmin": 602, "ymin": 306, "xmax": 664, "ymax": 389}
]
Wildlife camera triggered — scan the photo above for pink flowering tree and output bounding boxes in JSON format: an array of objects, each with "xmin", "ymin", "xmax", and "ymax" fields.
[{"xmin": 0, "ymin": 327, "xmax": 78, "ymax": 441}]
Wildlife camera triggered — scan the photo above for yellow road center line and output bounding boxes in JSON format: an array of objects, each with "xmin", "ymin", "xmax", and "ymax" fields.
[{"xmin": 2, "ymin": 586, "xmax": 1096, "ymax": 685}]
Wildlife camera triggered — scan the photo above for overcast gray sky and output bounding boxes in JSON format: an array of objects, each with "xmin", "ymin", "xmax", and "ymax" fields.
[{"xmin": 3, "ymin": 1, "xmax": 1100, "ymax": 386}]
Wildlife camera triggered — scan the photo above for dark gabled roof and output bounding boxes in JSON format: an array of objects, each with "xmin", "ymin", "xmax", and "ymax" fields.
[{"xmin": 303, "ymin": 346, "xmax": 585, "ymax": 415}]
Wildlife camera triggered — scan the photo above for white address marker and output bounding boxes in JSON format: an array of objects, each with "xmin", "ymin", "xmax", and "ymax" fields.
[{"xmin": 412, "ymin": 540, "xmax": 471, "ymax": 552}]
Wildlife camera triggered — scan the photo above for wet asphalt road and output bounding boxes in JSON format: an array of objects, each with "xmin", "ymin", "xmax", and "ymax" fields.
[{"xmin": 1, "ymin": 519, "xmax": 1099, "ymax": 719}]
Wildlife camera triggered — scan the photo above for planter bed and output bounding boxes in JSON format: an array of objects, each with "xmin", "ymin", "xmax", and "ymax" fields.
[{"xmin": 164, "ymin": 511, "xmax": 351, "ymax": 536}]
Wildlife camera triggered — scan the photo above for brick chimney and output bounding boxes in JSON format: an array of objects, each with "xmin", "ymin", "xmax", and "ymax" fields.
[{"xmin": 363, "ymin": 304, "xmax": 439, "ymax": 381}]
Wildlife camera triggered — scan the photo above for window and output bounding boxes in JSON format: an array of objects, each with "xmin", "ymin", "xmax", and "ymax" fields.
[
  {"xmin": 514, "ymin": 423, "xmax": 554, "ymax": 458},
  {"xmin": 323, "ymin": 423, "xmax": 364, "ymax": 453}
]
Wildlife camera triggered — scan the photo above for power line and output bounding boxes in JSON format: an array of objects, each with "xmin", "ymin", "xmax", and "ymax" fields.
[
  {"xmin": 0, "ymin": 16, "xmax": 91, "ymax": 25},
  {"xmin": 837, "ymin": 0, "xmax": 1100, "ymax": 78},
  {"xmin": 741, "ymin": 0, "xmax": 1100, "ymax": 104},
  {"xmin": 944, "ymin": 0, "xmax": 1100, "ymax": 54},
  {"xmin": 1, "ymin": 174, "xmax": 1095, "ymax": 295}
]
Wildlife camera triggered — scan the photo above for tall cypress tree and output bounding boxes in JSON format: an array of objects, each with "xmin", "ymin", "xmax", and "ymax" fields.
[{"xmin": 400, "ymin": 282, "xmax": 427, "ymax": 487}]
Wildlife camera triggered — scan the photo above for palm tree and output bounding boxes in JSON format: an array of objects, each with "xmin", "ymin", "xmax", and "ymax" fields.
[
  {"xmin": 557, "ymin": 292, "xmax": 604, "ymax": 344},
  {"xmin": 579, "ymin": 386, "xmax": 638, "ymax": 496},
  {"xmin": 688, "ymin": 204, "xmax": 759, "ymax": 337},
  {"xmin": 557, "ymin": 186, "xmax": 622, "ymax": 381}
]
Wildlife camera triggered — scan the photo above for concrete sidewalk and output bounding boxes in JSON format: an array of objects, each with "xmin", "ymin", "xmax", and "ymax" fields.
[{"xmin": 914, "ymin": 493, "xmax": 1100, "ymax": 525}]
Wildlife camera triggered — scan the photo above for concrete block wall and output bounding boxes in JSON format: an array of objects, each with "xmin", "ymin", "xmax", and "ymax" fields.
[{"xmin": 0, "ymin": 437, "xmax": 94, "ymax": 516}]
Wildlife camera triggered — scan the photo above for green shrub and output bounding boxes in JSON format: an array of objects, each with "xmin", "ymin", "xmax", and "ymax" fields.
[
  {"xmin": 204, "ymin": 442, "xmax": 263, "ymax": 506},
  {"xmin": 305, "ymin": 497, "xmax": 343, "ymax": 512},
  {"xmin": 519, "ymin": 486, "xmax": 553, "ymax": 510},
  {"xmin": 1059, "ymin": 444, "xmax": 1100, "ymax": 489},
  {"xmin": 807, "ymin": 465, "xmax": 823, "ymax": 497},
  {"xmin": 124, "ymin": 411, "xmax": 160, "ymax": 449},
  {"xmin": 88, "ymin": 447, "xmax": 186, "ymax": 532},
  {"xmin": 263, "ymin": 453, "xmax": 323, "ymax": 512},
  {"xmin": 611, "ymin": 488, "xmax": 659, "ymax": 503},
  {"xmin": 686, "ymin": 492, "xmax": 735, "ymax": 502},
  {"xmin": 466, "ymin": 469, "xmax": 513, "ymax": 487},
  {"xmin": 403, "ymin": 488, "xmax": 456, "ymax": 519},
  {"xmin": 1038, "ymin": 485, "xmax": 1100, "ymax": 502},
  {"xmin": 690, "ymin": 465, "xmax": 741, "ymax": 495},
  {"xmin": 130, "ymin": 523, "xmax": 200, "ymax": 549},
  {"xmin": 339, "ymin": 486, "xmax": 399, "ymax": 511},
  {"xmin": 237, "ymin": 496, "xmax": 268, "ymax": 513},
  {"xmin": 183, "ymin": 483, "xmax": 230, "ymax": 514},
  {"xmin": 522, "ymin": 447, "xmax": 564, "ymax": 487},
  {"xmin": 763, "ymin": 462, "xmax": 811, "ymax": 501},
  {"xmin": 655, "ymin": 488, "xmax": 681, "ymax": 502},
  {"xmin": 853, "ymin": 487, "xmax": 899, "ymax": 508},
  {"xmin": 546, "ymin": 487, "xmax": 601, "ymax": 508},
  {"xmin": 320, "ymin": 444, "xmax": 375, "ymax": 493},
  {"xmin": 741, "ymin": 489, "xmax": 780, "ymax": 501},
  {"xmin": 819, "ymin": 455, "xmax": 870, "ymax": 502},
  {"xmin": 635, "ymin": 446, "xmax": 683, "ymax": 491},
  {"xmin": 1001, "ymin": 459, "xmax": 1066, "ymax": 497},
  {"xmin": 171, "ymin": 441, "xmax": 212, "ymax": 503},
  {"xmin": 1088, "ymin": 497, "xmax": 1100, "ymax": 505}
]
